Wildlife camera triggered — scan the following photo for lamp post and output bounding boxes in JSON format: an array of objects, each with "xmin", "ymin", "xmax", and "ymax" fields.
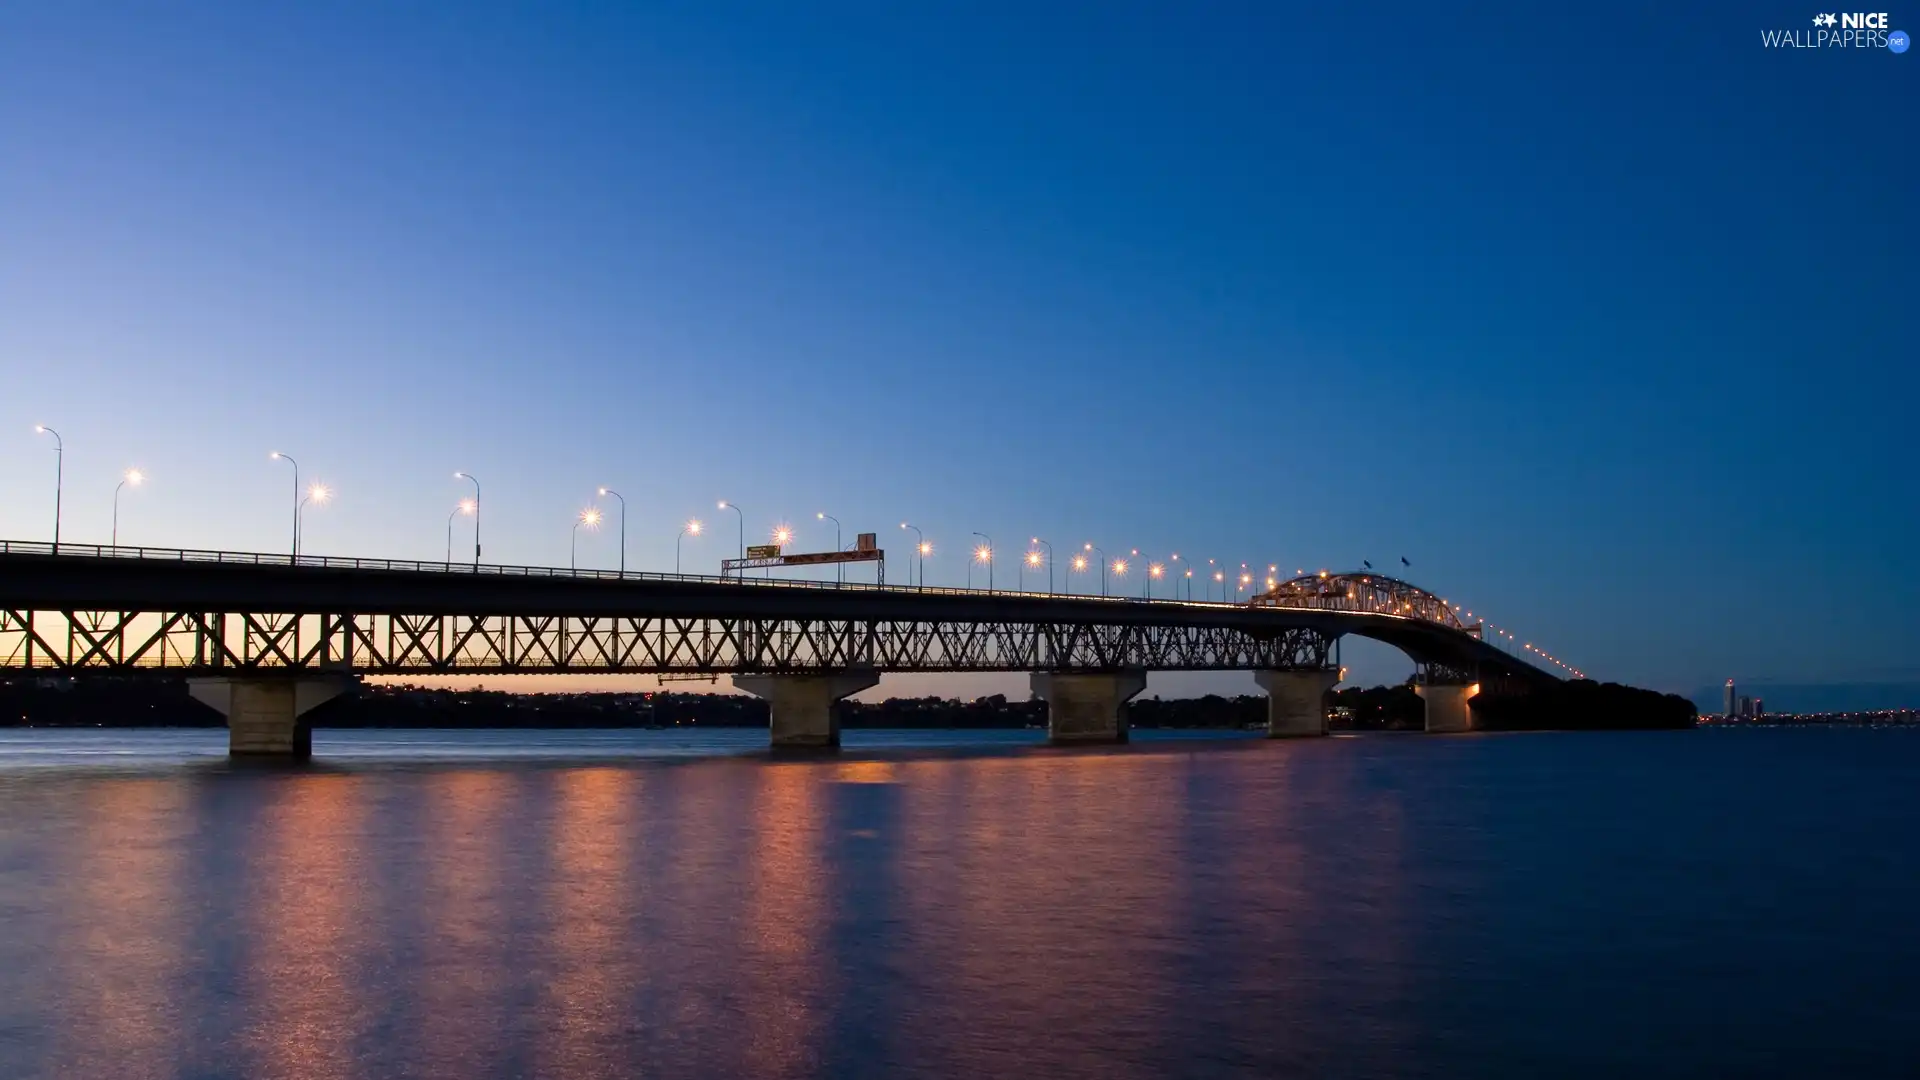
[
  {"xmin": 1069, "ymin": 552, "xmax": 1089, "ymax": 594},
  {"xmin": 970, "ymin": 532, "xmax": 993, "ymax": 592},
  {"xmin": 270, "ymin": 452, "xmax": 299, "ymax": 558},
  {"xmin": 1147, "ymin": 561, "xmax": 1164, "ymax": 599},
  {"xmin": 1085, "ymin": 543, "xmax": 1108, "ymax": 596},
  {"xmin": 32, "ymin": 426, "xmax": 63, "ymax": 551},
  {"xmin": 1111, "ymin": 555, "xmax": 1128, "ymax": 596},
  {"xmin": 678, "ymin": 519, "xmax": 702, "ymax": 575},
  {"xmin": 1031, "ymin": 537, "xmax": 1053, "ymax": 594},
  {"xmin": 111, "ymin": 469, "xmax": 144, "ymax": 548},
  {"xmin": 718, "ymin": 501, "xmax": 744, "ymax": 562},
  {"xmin": 573, "ymin": 507, "xmax": 601, "ymax": 570},
  {"xmin": 446, "ymin": 499, "xmax": 475, "ymax": 566},
  {"xmin": 597, "ymin": 488, "xmax": 627, "ymax": 575},
  {"xmin": 1184, "ymin": 568, "xmax": 1194, "ymax": 600},
  {"xmin": 296, "ymin": 484, "xmax": 330, "ymax": 559},
  {"xmin": 817, "ymin": 512, "xmax": 842, "ymax": 582},
  {"xmin": 454, "ymin": 472, "xmax": 481, "ymax": 567},
  {"xmin": 899, "ymin": 523, "xmax": 925, "ymax": 588}
]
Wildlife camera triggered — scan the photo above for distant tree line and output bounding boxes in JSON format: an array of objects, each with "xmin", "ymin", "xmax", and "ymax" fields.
[{"xmin": 0, "ymin": 676, "xmax": 1695, "ymax": 731}]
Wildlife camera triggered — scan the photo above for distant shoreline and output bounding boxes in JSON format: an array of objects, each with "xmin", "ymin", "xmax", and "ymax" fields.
[{"xmin": 2, "ymin": 677, "xmax": 1697, "ymax": 732}]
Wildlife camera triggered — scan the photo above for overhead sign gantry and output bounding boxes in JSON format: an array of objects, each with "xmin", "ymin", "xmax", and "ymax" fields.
[{"xmin": 721, "ymin": 532, "xmax": 884, "ymax": 583}]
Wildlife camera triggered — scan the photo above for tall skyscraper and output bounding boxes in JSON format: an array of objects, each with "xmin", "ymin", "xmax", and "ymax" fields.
[{"xmin": 1724, "ymin": 679, "xmax": 1737, "ymax": 718}]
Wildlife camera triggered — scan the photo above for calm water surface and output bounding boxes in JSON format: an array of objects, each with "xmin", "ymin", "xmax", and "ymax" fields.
[{"xmin": 0, "ymin": 727, "xmax": 1915, "ymax": 1079}]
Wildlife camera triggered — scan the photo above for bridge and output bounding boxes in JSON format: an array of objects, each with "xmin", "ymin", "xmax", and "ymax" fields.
[{"xmin": 0, "ymin": 541, "xmax": 1560, "ymax": 758}]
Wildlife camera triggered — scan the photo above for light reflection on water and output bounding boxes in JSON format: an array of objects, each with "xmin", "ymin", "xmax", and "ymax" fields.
[{"xmin": 1, "ymin": 728, "xmax": 1918, "ymax": 1079}]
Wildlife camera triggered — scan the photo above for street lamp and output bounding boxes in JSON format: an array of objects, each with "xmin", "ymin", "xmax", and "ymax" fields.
[
  {"xmin": 1031, "ymin": 537, "xmax": 1053, "ymax": 594},
  {"xmin": 270, "ymin": 452, "xmax": 299, "ymax": 558},
  {"xmin": 112, "ymin": 469, "xmax": 144, "ymax": 548},
  {"xmin": 678, "ymin": 519, "xmax": 702, "ymax": 575},
  {"xmin": 1069, "ymin": 552, "xmax": 1089, "ymax": 593},
  {"xmin": 454, "ymin": 472, "xmax": 481, "ymax": 567},
  {"xmin": 818, "ymin": 512, "xmax": 842, "ymax": 582},
  {"xmin": 1112, "ymin": 557, "xmax": 1129, "ymax": 596},
  {"xmin": 970, "ymin": 532, "xmax": 993, "ymax": 592},
  {"xmin": 597, "ymin": 488, "xmax": 627, "ymax": 575},
  {"xmin": 446, "ymin": 499, "xmax": 475, "ymax": 565},
  {"xmin": 1147, "ymin": 562, "xmax": 1164, "ymax": 599},
  {"xmin": 297, "ymin": 484, "xmax": 331, "ymax": 559},
  {"xmin": 33, "ymin": 426, "xmax": 63, "ymax": 552},
  {"xmin": 717, "ymin": 501, "xmax": 744, "ymax": 561},
  {"xmin": 573, "ymin": 506, "xmax": 601, "ymax": 570},
  {"xmin": 1184, "ymin": 568, "xmax": 1194, "ymax": 600},
  {"xmin": 900, "ymin": 523, "xmax": 925, "ymax": 587},
  {"xmin": 770, "ymin": 524, "xmax": 793, "ymax": 579},
  {"xmin": 1084, "ymin": 543, "xmax": 1109, "ymax": 596}
]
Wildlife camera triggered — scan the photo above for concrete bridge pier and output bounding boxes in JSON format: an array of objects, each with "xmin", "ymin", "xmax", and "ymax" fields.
[
  {"xmin": 733, "ymin": 671, "xmax": 880, "ymax": 749},
  {"xmin": 1032, "ymin": 671, "xmax": 1146, "ymax": 745},
  {"xmin": 188, "ymin": 676, "xmax": 353, "ymax": 760},
  {"xmin": 1417, "ymin": 683, "xmax": 1479, "ymax": 733},
  {"xmin": 1256, "ymin": 669, "xmax": 1339, "ymax": 737}
]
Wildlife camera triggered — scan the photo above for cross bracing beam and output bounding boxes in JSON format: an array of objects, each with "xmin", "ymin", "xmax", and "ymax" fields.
[{"xmin": 0, "ymin": 610, "xmax": 1339, "ymax": 676}]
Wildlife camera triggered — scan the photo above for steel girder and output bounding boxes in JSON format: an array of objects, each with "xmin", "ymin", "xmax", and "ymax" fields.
[
  {"xmin": 1253, "ymin": 572, "xmax": 1467, "ymax": 630},
  {"xmin": 0, "ymin": 609, "xmax": 1340, "ymax": 676}
]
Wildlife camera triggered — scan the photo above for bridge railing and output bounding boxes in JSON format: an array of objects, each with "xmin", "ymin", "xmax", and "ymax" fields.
[{"xmin": 0, "ymin": 538, "xmax": 1241, "ymax": 607}]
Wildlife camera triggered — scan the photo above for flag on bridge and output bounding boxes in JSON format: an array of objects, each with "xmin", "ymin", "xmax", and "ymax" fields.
[
  {"xmin": 1362, "ymin": 560, "xmax": 1372, "ymax": 569},
  {"xmin": 1400, "ymin": 556, "xmax": 1411, "ymax": 567}
]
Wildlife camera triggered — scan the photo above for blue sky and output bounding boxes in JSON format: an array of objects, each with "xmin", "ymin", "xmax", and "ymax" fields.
[{"xmin": 0, "ymin": 3, "xmax": 1912, "ymax": 700}]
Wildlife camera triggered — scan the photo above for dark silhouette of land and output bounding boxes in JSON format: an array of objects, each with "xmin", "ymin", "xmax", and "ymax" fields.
[{"xmin": 0, "ymin": 676, "xmax": 1696, "ymax": 731}]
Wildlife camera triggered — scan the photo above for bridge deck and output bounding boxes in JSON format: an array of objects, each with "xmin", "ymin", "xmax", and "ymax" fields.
[{"xmin": 0, "ymin": 542, "xmax": 1560, "ymax": 684}]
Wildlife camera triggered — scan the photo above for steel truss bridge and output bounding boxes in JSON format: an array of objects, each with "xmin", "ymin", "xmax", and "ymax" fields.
[{"xmin": 0, "ymin": 543, "xmax": 1559, "ymax": 688}]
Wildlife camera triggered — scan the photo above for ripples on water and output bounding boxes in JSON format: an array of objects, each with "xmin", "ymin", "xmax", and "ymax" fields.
[{"xmin": 0, "ymin": 727, "xmax": 1915, "ymax": 1079}]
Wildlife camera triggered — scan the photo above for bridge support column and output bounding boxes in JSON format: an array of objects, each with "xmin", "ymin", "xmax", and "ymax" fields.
[
  {"xmin": 188, "ymin": 676, "xmax": 352, "ymax": 760},
  {"xmin": 733, "ymin": 671, "xmax": 879, "ymax": 749},
  {"xmin": 1032, "ymin": 671, "xmax": 1146, "ymax": 745},
  {"xmin": 1256, "ymin": 669, "xmax": 1338, "ymax": 737},
  {"xmin": 1417, "ymin": 683, "xmax": 1479, "ymax": 734}
]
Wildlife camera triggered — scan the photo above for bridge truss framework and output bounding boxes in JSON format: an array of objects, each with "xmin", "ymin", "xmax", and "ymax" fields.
[{"xmin": 0, "ymin": 609, "xmax": 1341, "ymax": 676}]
